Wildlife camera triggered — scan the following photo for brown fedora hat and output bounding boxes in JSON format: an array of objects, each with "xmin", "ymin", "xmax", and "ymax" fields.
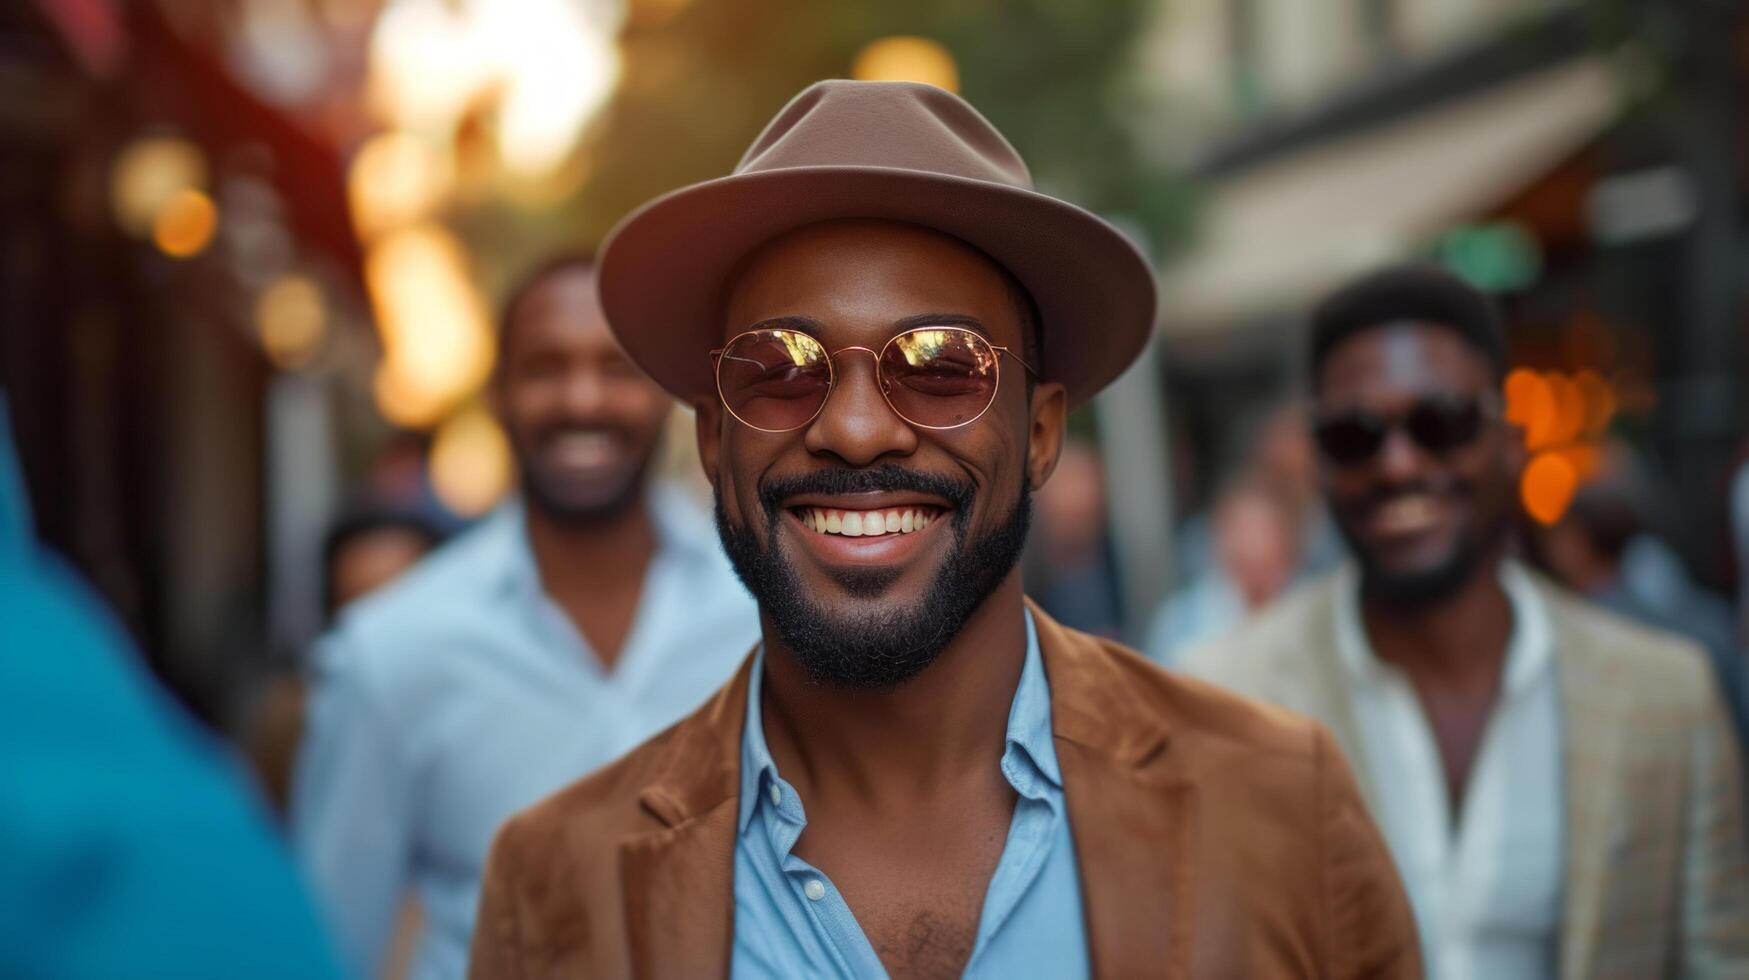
[{"xmin": 597, "ymin": 79, "xmax": 1157, "ymax": 410}]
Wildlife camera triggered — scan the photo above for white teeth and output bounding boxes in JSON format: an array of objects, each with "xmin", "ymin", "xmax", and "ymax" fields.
[
  {"xmin": 1375, "ymin": 495, "xmax": 1438, "ymax": 533},
  {"xmin": 803, "ymin": 507, "xmax": 939, "ymax": 537}
]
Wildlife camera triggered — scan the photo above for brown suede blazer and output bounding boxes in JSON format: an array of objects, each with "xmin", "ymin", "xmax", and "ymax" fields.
[{"xmin": 468, "ymin": 602, "xmax": 1422, "ymax": 979}]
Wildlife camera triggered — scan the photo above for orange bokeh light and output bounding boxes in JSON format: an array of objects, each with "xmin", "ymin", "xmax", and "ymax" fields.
[
  {"xmin": 1521, "ymin": 451, "xmax": 1578, "ymax": 526},
  {"xmin": 1543, "ymin": 372, "xmax": 1585, "ymax": 448},
  {"xmin": 152, "ymin": 188, "xmax": 219, "ymax": 258},
  {"xmin": 1503, "ymin": 368, "xmax": 1554, "ymax": 447}
]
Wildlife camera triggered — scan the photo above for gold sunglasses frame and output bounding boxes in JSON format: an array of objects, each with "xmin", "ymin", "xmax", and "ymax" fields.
[{"xmin": 709, "ymin": 325, "xmax": 1038, "ymax": 433}]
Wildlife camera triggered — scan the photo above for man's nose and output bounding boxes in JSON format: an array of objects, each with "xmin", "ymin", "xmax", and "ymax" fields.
[
  {"xmin": 1375, "ymin": 424, "xmax": 1430, "ymax": 483},
  {"xmin": 559, "ymin": 367, "xmax": 610, "ymax": 417},
  {"xmin": 802, "ymin": 351, "xmax": 918, "ymax": 466}
]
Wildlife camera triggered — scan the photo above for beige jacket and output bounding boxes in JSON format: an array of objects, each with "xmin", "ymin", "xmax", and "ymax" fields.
[
  {"xmin": 469, "ymin": 601, "xmax": 1421, "ymax": 978},
  {"xmin": 1183, "ymin": 567, "xmax": 1749, "ymax": 980}
]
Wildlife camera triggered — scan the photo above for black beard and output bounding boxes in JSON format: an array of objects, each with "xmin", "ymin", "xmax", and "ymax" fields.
[
  {"xmin": 1346, "ymin": 495, "xmax": 1511, "ymax": 609},
  {"xmin": 1356, "ymin": 543, "xmax": 1482, "ymax": 607},
  {"xmin": 509, "ymin": 427, "xmax": 653, "ymax": 528},
  {"xmin": 714, "ymin": 464, "xmax": 1031, "ymax": 690}
]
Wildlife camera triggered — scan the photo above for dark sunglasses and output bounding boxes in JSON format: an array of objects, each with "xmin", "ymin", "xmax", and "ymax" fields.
[
  {"xmin": 1312, "ymin": 393, "xmax": 1500, "ymax": 466},
  {"xmin": 710, "ymin": 326, "xmax": 1037, "ymax": 432}
]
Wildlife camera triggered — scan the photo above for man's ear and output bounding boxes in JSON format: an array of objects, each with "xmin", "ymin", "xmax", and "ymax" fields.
[
  {"xmin": 695, "ymin": 395, "xmax": 723, "ymax": 488},
  {"xmin": 1026, "ymin": 381, "xmax": 1068, "ymax": 492}
]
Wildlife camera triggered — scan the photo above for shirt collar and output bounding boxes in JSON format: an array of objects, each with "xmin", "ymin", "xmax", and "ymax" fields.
[
  {"xmin": 1334, "ymin": 559, "xmax": 1555, "ymax": 695},
  {"xmin": 737, "ymin": 608, "xmax": 1060, "ymax": 836}
]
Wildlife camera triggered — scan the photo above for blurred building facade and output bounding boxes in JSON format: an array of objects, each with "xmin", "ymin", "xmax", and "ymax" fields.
[
  {"xmin": 4, "ymin": 0, "xmax": 1743, "ymax": 727},
  {"xmin": 1135, "ymin": 0, "xmax": 1748, "ymax": 612}
]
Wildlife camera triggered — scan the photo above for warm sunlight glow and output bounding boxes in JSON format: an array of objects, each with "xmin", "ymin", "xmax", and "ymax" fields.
[
  {"xmin": 430, "ymin": 404, "xmax": 512, "ymax": 516},
  {"xmin": 365, "ymin": 223, "xmax": 495, "ymax": 427},
  {"xmin": 256, "ymin": 274, "xmax": 327, "ymax": 369},
  {"xmin": 852, "ymin": 36, "xmax": 960, "ymax": 93},
  {"xmin": 112, "ymin": 137, "xmax": 206, "ymax": 237}
]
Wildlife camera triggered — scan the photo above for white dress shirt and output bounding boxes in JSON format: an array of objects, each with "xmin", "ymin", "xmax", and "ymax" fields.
[
  {"xmin": 1333, "ymin": 561, "xmax": 1563, "ymax": 980},
  {"xmin": 291, "ymin": 487, "xmax": 759, "ymax": 980}
]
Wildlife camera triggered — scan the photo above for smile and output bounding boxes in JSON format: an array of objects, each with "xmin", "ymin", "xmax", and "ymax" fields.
[{"xmin": 795, "ymin": 506, "xmax": 941, "ymax": 537}]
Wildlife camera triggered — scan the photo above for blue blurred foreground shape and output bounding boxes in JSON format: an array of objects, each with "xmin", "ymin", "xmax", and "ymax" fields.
[{"xmin": 0, "ymin": 395, "xmax": 346, "ymax": 980}]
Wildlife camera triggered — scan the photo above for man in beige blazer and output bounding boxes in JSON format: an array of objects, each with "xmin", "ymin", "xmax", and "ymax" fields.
[{"xmin": 1187, "ymin": 266, "xmax": 1747, "ymax": 979}]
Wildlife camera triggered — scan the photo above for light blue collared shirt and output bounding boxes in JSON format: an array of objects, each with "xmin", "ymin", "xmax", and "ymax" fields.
[
  {"xmin": 292, "ymin": 487, "xmax": 759, "ymax": 980},
  {"xmin": 732, "ymin": 611, "xmax": 1089, "ymax": 978}
]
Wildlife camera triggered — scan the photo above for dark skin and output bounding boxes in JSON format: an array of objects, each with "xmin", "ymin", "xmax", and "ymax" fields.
[
  {"xmin": 494, "ymin": 264, "xmax": 672, "ymax": 669},
  {"xmin": 698, "ymin": 220, "xmax": 1067, "ymax": 978},
  {"xmin": 1317, "ymin": 324, "xmax": 1524, "ymax": 820}
]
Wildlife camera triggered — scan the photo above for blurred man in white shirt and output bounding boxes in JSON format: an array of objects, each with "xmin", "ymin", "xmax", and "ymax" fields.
[{"xmin": 292, "ymin": 256, "xmax": 758, "ymax": 978}]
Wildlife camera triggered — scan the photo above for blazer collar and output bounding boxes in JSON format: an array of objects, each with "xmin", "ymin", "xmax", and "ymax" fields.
[
  {"xmin": 1031, "ymin": 599, "xmax": 1197, "ymax": 977},
  {"xmin": 620, "ymin": 603, "xmax": 1196, "ymax": 978}
]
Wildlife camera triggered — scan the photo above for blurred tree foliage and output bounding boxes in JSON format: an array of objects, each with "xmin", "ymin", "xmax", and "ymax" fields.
[{"xmin": 471, "ymin": 0, "xmax": 1193, "ymax": 289}]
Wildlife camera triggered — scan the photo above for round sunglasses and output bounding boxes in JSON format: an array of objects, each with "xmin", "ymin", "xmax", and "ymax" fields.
[
  {"xmin": 710, "ymin": 326, "xmax": 1037, "ymax": 432},
  {"xmin": 1312, "ymin": 392, "xmax": 1502, "ymax": 466}
]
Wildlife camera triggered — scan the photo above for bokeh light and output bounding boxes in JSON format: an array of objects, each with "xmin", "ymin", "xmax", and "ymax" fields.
[
  {"xmin": 366, "ymin": 0, "xmax": 622, "ymax": 179},
  {"xmin": 151, "ymin": 189, "xmax": 220, "ymax": 258},
  {"xmin": 256, "ymin": 275, "xmax": 327, "ymax": 369},
  {"xmin": 1503, "ymin": 368, "xmax": 1555, "ymax": 448},
  {"xmin": 111, "ymin": 137, "xmax": 206, "ymax": 237},
  {"xmin": 372, "ymin": 362, "xmax": 450, "ymax": 429},
  {"xmin": 852, "ymin": 36, "xmax": 960, "ymax": 93},
  {"xmin": 365, "ymin": 222, "xmax": 496, "ymax": 428},
  {"xmin": 1543, "ymin": 372, "xmax": 1585, "ymax": 448},
  {"xmin": 429, "ymin": 404, "xmax": 512, "ymax": 516},
  {"xmin": 348, "ymin": 130, "xmax": 454, "ymax": 241},
  {"xmin": 1521, "ymin": 450, "xmax": 1578, "ymax": 526}
]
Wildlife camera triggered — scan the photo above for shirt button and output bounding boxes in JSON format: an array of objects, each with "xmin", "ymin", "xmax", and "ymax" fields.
[
  {"xmin": 804, "ymin": 879, "xmax": 826, "ymax": 902},
  {"xmin": 768, "ymin": 783, "xmax": 782, "ymax": 806}
]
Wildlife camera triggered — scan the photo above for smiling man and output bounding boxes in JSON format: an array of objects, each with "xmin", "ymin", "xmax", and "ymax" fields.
[
  {"xmin": 1187, "ymin": 266, "xmax": 1748, "ymax": 979},
  {"xmin": 293, "ymin": 255, "xmax": 757, "ymax": 978},
  {"xmin": 468, "ymin": 81, "xmax": 1419, "ymax": 979}
]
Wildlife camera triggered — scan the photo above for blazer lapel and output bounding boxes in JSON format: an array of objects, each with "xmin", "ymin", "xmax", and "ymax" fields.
[
  {"xmin": 1293, "ymin": 580, "xmax": 1380, "ymax": 814},
  {"xmin": 1033, "ymin": 600, "xmax": 1196, "ymax": 978},
  {"xmin": 621, "ymin": 800, "xmax": 741, "ymax": 979},
  {"xmin": 1551, "ymin": 600, "xmax": 1622, "ymax": 980},
  {"xmin": 619, "ymin": 656, "xmax": 754, "ymax": 980}
]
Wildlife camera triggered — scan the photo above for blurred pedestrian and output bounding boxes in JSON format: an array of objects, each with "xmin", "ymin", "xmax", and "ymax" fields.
[
  {"xmin": 1186, "ymin": 266, "xmax": 1748, "ymax": 978},
  {"xmin": 0, "ymin": 398, "xmax": 345, "ymax": 980},
  {"xmin": 1029, "ymin": 439, "xmax": 1125, "ymax": 638},
  {"xmin": 470, "ymin": 80, "xmax": 1417, "ymax": 980},
  {"xmin": 321, "ymin": 507, "xmax": 445, "ymax": 615},
  {"xmin": 244, "ymin": 506, "xmax": 444, "ymax": 814},
  {"xmin": 1145, "ymin": 476, "xmax": 1300, "ymax": 664},
  {"xmin": 291, "ymin": 254, "xmax": 758, "ymax": 978}
]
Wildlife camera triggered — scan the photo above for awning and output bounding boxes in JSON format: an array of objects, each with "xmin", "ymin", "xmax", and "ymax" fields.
[{"xmin": 1160, "ymin": 57, "xmax": 1618, "ymax": 333}]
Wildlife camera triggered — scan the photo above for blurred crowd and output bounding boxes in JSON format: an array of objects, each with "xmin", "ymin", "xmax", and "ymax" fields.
[{"xmin": 6, "ymin": 1, "xmax": 1749, "ymax": 978}]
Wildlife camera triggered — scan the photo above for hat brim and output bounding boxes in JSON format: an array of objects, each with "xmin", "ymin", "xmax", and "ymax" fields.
[{"xmin": 598, "ymin": 166, "xmax": 1158, "ymax": 411}]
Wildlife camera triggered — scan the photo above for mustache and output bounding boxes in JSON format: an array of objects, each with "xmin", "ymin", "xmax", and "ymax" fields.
[
  {"xmin": 758, "ymin": 464, "xmax": 975, "ymax": 519},
  {"xmin": 1355, "ymin": 479, "xmax": 1466, "ymax": 507},
  {"xmin": 529, "ymin": 420, "xmax": 627, "ymax": 441}
]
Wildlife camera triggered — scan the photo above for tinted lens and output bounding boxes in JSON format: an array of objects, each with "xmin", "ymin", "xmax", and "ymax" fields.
[
  {"xmin": 879, "ymin": 328, "xmax": 1000, "ymax": 428},
  {"xmin": 716, "ymin": 329, "xmax": 832, "ymax": 431},
  {"xmin": 1314, "ymin": 413, "xmax": 1388, "ymax": 465},
  {"xmin": 1405, "ymin": 396, "xmax": 1484, "ymax": 453}
]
